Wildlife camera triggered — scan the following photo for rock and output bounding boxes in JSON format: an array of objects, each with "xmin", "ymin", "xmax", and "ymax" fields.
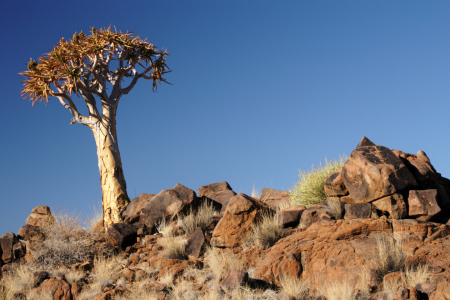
[
  {"xmin": 277, "ymin": 205, "xmax": 306, "ymax": 228},
  {"xmin": 26, "ymin": 213, "xmax": 53, "ymax": 227},
  {"xmin": 39, "ymin": 278, "xmax": 71, "ymax": 300},
  {"xmin": 408, "ymin": 190, "xmax": 441, "ymax": 221},
  {"xmin": 158, "ymin": 259, "xmax": 195, "ymax": 279},
  {"xmin": 260, "ymin": 188, "xmax": 291, "ymax": 210},
  {"xmin": 32, "ymin": 205, "xmax": 51, "ymax": 215},
  {"xmin": 220, "ymin": 270, "xmax": 249, "ymax": 295},
  {"xmin": 324, "ymin": 171, "xmax": 348, "ymax": 197},
  {"xmin": 430, "ymin": 282, "xmax": 450, "ymax": 300},
  {"xmin": 254, "ymin": 219, "xmax": 390, "ymax": 287},
  {"xmin": 197, "ymin": 181, "xmax": 236, "ymax": 214},
  {"xmin": 123, "ymin": 193, "xmax": 156, "ymax": 224},
  {"xmin": 185, "ymin": 227, "xmax": 206, "ymax": 260},
  {"xmin": 0, "ymin": 232, "xmax": 19, "ymax": 264},
  {"xmin": 357, "ymin": 136, "xmax": 376, "ymax": 148},
  {"xmin": 17, "ymin": 225, "xmax": 44, "ymax": 241},
  {"xmin": 106, "ymin": 223, "xmax": 139, "ymax": 249},
  {"xmin": 344, "ymin": 203, "xmax": 372, "ymax": 220},
  {"xmin": 372, "ymin": 193, "xmax": 408, "ymax": 219},
  {"xmin": 415, "ymin": 283, "xmax": 437, "ymax": 297},
  {"xmin": 13, "ymin": 241, "xmax": 26, "ymax": 260},
  {"xmin": 298, "ymin": 204, "xmax": 333, "ymax": 228},
  {"xmin": 140, "ymin": 183, "xmax": 199, "ymax": 230},
  {"xmin": 396, "ymin": 285, "xmax": 420, "ymax": 300},
  {"xmin": 34, "ymin": 271, "xmax": 50, "ymax": 287},
  {"xmin": 341, "ymin": 145, "xmax": 417, "ymax": 203},
  {"xmin": 210, "ymin": 193, "xmax": 273, "ymax": 247},
  {"xmin": 71, "ymin": 281, "xmax": 83, "ymax": 300}
]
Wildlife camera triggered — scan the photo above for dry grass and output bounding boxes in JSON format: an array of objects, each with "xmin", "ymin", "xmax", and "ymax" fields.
[
  {"xmin": 34, "ymin": 209, "xmax": 110, "ymax": 269},
  {"xmin": 164, "ymin": 236, "xmax": 187, "ymax": 259},
  {"xmin": 245, "ymin": 210, "xmax": 282, "ymax": 249},
  {"xmin": 382, "ymin": 264, "xmax": 431, "ymax": 300},
  {"xmin": 318, "ymin": 280, "xmax": 359, "ymax": 300},
  {"xmin": 78, "ymin": 281, "xmax": 103, "ymax": 300},
  {"xmin": 169, "ymin": 279, "xmax": 195, "ymax": 300},
  {"xmin": 279, "ymin": 275, "xmax": 311, "ymax": 299},
  {"xmin": 289, "ymin": 156, "xmax": 346, "ymax": 207},
  {"xmin": 118, "ymin": 288, "xmax": 160, "ymax": 300},
  {"xmin": 251, "ymin": 185, "xmax": 261, "ymax": 199},
  {"xmin": 179, "ymin": 201, "xmax": 218, "ymax": 236},
  {"xmin": 326, "ymin": 198, "xmax": 344, "ymax": 219},
  {"xmin": 374, "ymin": 234, "xmax": 405, "ymax": 280},
  {"xmin": 64, "ymin": 269, "xmax": 85, "ymax": 284},
  {"xmin": 204, "ymin": 247, "xmax": 247, "ymax": 280},
  {"xmin": 0, "ymin": 264, "xmax": 37, "ymax": 299},
  {"xmin": 156, "ymin": 218, "xmax": 175, "ymax": 237},
  {"xmin": 92, "ymin": 256, "xmax": 123, "ymax": 283}
]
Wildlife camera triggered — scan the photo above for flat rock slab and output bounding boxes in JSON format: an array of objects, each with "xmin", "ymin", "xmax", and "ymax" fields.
[
  {"xmin": 185, "ymin": 227, "xmax": 205, "ymax": 260},
  {"xmin": 123, "ymin": 193, "xmax": 156, "ymax": 224},
  {"xmin": 344, "ymin": 203, "xmax": 372, "ymax": 220},
  {"xmin": 197, "ymin": 181, "xmax": 236, "ymax": 214},
  {"xmin": 299, "ymin": 204, "xmax": 333, "ymax": 228},
  {"xmin": 325, "ymin": 171, "xmax": 348, "ymax": 197},
  {"xmin": 341, "ymin": 145, "xmax": 417, "ymax": 203},
  {"xmin": 278, "ymin": 205, "xmax": 306, "ymax": 228},
  {"xmin": 260, "ymin": 188, "xmax": 291, "ymax": 210},
  {"xmin": 372, "ymin": 193, "xmax": 407, "ymax": 219}
]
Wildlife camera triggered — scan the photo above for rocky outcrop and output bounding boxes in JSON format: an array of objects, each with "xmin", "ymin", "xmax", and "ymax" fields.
[
  {"xmin": 197, "ymin": 181, "xmax": 236, "ymax": 214},
  {"xmin": 122, "ymin": 193, "xmax": 156, "ymax": 224},
  {"xmin": 260, "ymin": 188, "xmax": 291, "ymax": 210}
]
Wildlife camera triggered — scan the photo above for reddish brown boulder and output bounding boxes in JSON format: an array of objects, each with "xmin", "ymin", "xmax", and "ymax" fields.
[
  {"xmin": 25, "ymin": 206, "xmax": 53, "ymax": 227},
  {"xmin": 344, "ymin": 203, "xmax": 372, "ymax": 220},
  {"xmin": 185, "ymin": 227, "xmax": 205, "ymax": 260},
  {"xmin": 254, "ymin": 219, "xmax": 391, "ymax": 287},
  {"xmin": 220, "ymin": 270, "xmax": 249, "ymax": 295},
  {"xmin": 430, "ymin": 282, "xmax": 450, "ymax": 300},
  {"xmin": 277, "ymin": 205, "xmax": 306, "ymax": 228},
  {"xmin": 415, "ymin": 283, "xmax": 437, "ymax": 298},
  {"xmin": 260, "ymin": 188, "xmax": 291, "ymax": 210},
  {"xmin": 341, "ymin": 145, "xmax": 417, "ymax": 203},
  {"xmin": 123, "ymin": 193, "xmax": 156, "ymax": 224},
  {"xmin": 396, "ymin": 286, "xmax": 420, "ymax": 300},
  {"xmin": 408, "ymin": 190, "xmax": 442, "ymax": 221},
  {"xmin": 32, "ymin": 205, "xmax": 51, "ymax": 215},
  {"xmin": 140, "ymin": 183, "xmax": 199, "ymax": 230},
  {"xmin": 13, "ymin": 241, "xmax": 26, "ymax": 260},
  {"xmin": 39, "ymin": 278, "xmax": 71, "ymax": 300},
  {"xmin": 324, "ymin": 171, "xmax": 348, "ymax": 197},
  {"xmin": 197, "ymin": 181, "xmax": 236, "ymax": 214},
  {"xmin": 372, "ymin": 193, "xmax": 408, "ymax": 219},
  {"xmin": 357, "ymin": 136, "xmax": 376, "ymax": 148},
  {"xmin": 0, "ymin": 232, "xmax": 19, "ymax": 264},
  {"xmin": 211, "ymin": 193, "xmax": 273, "ymax": 247}
]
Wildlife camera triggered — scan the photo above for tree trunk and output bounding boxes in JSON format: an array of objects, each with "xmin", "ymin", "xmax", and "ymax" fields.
[{"xmin": 92, "ymin": 119, "xmax": 130, "ymax": 229}]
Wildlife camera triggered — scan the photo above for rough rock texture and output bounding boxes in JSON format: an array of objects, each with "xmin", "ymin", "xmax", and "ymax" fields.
[
  {"xmin": 210, "ymin": 193, "xmax": 273, "ymax": 247},
  {"xmin": 408, "ymin": 189, "xmax": 442, "ymax": 221},
  {"xmin": 277, "ymin": 205, "xmax": 306, "ymax": 228},
  {"xmin": 324, "ymin": 171, "xmax": 348, "ymax": 197},
  {"xmin": 123, "ymin": 193, "xmax": 156, "ymax": 224},
  {"xmin": 372, "ymin": 193, "xmax": 408, "ymax": 219},
  {"xmin": 0, "ymin": 232, "xmax": 19, "ymax": 264},
  {"xmin": 260, "ymin": 188, "xmax": 291, "ymax": 210},
  {"xmin": 197, "ymin": 181, "xmax": 236, "ymax": 214},
  {"xmin": 356, "ymin": 136, "xmax": 376, "ymax": 148},
  {"xmin": 254, "ymin": 219, "xmax": 391, "ymax": 287},
  {"xmin": 25, "ymin": 205, "xmax": 53, "ymax": 227},
  {"xmin": 344, "ymin": 203, "xmax": 372, "ymax": 220},
  {"xmin": 298, "ymin": 204, "xmax": 333, "ymax": 229},
  {"xmin": 185, "ymin": 227, "xmax": 206, "ymax": 260},
  {"xmin": 220, "ymin": 270, "xmax": 249, "ymax": 295},
  {"xmin": 140, "ymin": 183, "xmax": 198, "ymax": 230},
  {"xmin": 17, "ymin": 224, "xmax": 44, "ymax": 241},
  {"xmin": 341, "ymin": 145, "xmax": 417, "ymax": 203},
  {"xmin": 39, "ymin": 277, "xmax": 71, "ymax": 300}
]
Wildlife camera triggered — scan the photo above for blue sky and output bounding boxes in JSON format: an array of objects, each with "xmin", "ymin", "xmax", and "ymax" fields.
[{"xmin": 1, "ymin": 1, "xmax": 449, "ymax": 233}]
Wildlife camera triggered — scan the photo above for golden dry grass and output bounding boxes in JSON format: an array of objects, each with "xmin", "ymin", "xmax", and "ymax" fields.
[
  {"xmin": 279, "ymin": 275, "xmax": 311, "ymax": 299},
  {"xmin": 179, "ymin": 201, "xmax": 218, "ymax": 236},
  {"xmin": 203, "ymin": 247, "xmax": 247, "ymax": 280},
  {"xmin": 245, "ymin": 210, "xmax": 283, "ymax": 249}
]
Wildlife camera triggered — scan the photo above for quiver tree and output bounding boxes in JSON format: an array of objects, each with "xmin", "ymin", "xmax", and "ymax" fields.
[{"xmin": 20, "ymin": 26, "xmax": 170, "ymax": 228}]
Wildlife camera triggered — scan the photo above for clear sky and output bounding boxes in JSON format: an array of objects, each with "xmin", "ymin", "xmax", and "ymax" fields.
[{"xmin": 1, "ymin": 1, "xmax": 449, "ymax": 234}]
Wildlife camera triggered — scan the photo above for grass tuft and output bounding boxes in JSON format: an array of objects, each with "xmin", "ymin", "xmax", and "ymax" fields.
[
  {"xmin": 164, "ymin": 236, "xmax": 187, "ymax": 259},
  {"xmin": 245, "ymin": 210, "xmax": 282, "ymax": 249},
  {"xmin": 179, "ymin": 201, "xmax": 218, "ymax": 236},
  {"xmin": 289, "ymin": 156, "xmax": 346, "ymax": 207},
  {"xmin": 374, "ymin": 234, "xmax": 405, "ymax": 280},
  {"xmin": 279, "ymin": 275, "xmax": 311, "ymax": 299}
]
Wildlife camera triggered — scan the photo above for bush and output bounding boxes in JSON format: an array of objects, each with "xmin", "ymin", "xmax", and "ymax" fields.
[{"xmin": 289, "ymin": 156, "xmax": 346, "ymax": 207}]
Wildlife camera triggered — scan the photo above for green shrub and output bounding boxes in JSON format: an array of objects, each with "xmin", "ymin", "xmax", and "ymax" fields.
[{"xmin": 289, "ymin": 156, "xmax": 346, "ymax": 207}]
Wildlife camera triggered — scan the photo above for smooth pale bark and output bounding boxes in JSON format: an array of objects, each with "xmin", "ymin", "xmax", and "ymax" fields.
[{"xmin": 91, "ymin": 112, "xmax": 130, "ymax": 228}]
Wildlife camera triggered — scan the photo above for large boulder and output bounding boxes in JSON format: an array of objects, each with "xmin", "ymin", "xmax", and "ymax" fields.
[
  {"xmin": 298, "ymin": 203, "xmax": 333, "ymax": 228},
  {"xmin": 372, "ymin": 193, "xmax": 408, "ymax": 219},
  {"xmin": 140, "ymin": 183, "xmax": 199, "ymax": 230},
  {"xmin": 17, "ymin": 224, "xmax": 44, "ymax": 241},
  {"xmin": 106, "ymin": 223, "xmax": 139, "ymax": 249},
  {"xmin": 341, "ymin": 145, "xmax": 417, "ymax": 203},
  {"xmin": 408, "ymin": 189, "xmax": 442, "ymax": 221},
  {"xmin": 210, "ymin": 193, "xmax": 273, "ymax": 247},
  {"xmin": 122, "ymin": 193, "xmax": 156, "ymax": 224},
  {"xmin": 0, "ymin": 232, "xmax": 19, "ymax": 264},
  {"xmin": 25, "ymin": 205, "xmax": 53, "ymax": 227},
  {"xmin": 277, "ymin": 205, "xmax": 306, "ymax": 228},
  {"xmin": 38, "ymin": 277, "xmax": 71, "ymax": 300},
  {"xmin": 197, "ymin": 181, "xmax": 236, "ymax": 214}
]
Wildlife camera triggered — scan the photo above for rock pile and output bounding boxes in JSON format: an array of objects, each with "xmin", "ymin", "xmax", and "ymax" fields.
[{"xmin": 2, "ymin": 137, "xmax": 450, "ymax": 299}]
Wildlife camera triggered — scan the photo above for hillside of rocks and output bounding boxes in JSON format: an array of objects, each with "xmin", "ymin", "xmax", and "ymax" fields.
[{"xmin": 1, "ymin": 137, "xmax": 450, "ymax": 299}]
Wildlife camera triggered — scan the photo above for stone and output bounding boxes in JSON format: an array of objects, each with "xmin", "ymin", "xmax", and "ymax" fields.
[
  {"xmin": 277, "ymin": 205, "xmax": 306, "ymax": 228},
  {"xmin": 324, "ymin": 171, "xmax": 348, "ymax": 197},
  {"xmin": 0, "ymin": 232, "xmax": 19, "ymax": 264},
  {"xmin": 430, "ymin": 282, "xmax": 450, "ymax": 300},
  {"xmin": 17, "ymin": 225, "xmax": 44, "ymax": 241},
  {"xmin": 140, "ymin": 183, "xmax": 198, "ymax": 230},
  {"xmin": 197, "ymin": 181, "xmax": 236, "ymax": 214},
  {"xmin": 372, "ymin": 193, "xmax": 408, "ymax": 219},
  {"xmin": 32, "ymin": 205, "xmax": 51, "ymax": 215},
  {"xmin": 260, "ymin": 188, "xmax": 291, "ymax": 210},
  {"xmin": 39, "ymin": 278, "xmax": 71, "ymax": 300},
  {"xmin": 357, "ymin": 136, "xmax": 376, "ymax": 148},
  {"xmin": 396, "ymin": 286, "xmax": 420, "ymax": 300},
  {"xmin": 415, "ymin": 283, "xmax": 437, "ymax": 297},
  {"xmin": 185, "ymin": 227, "xmax": 205, "ymax": 260},
  {"xmin": 298, "ymin": 204, "xmax": 333, "ymax": 228},
  {"xmin": 106, "ymin": 223, "xmax": 139, "ymax": 249},
  {"xmin": 34, "ymin": 271, "xmax": 50, "ymax": 287},
  {"xmin": 25, "ymin": 213, "xmax": 53, "ymax": 227},
  {"xmin": 408, "ymin": 190, "xmax": 441, "ymax": 221},
  {"xmin": 341, "ymin": 145, "xmax": 417, "ymax": 203},
  {"xmin": 344, "ymin": 203, "xmax": 372, "ymax": 220},
  {"xmin": 220, "ymin": 270, "xmax": 249, "ymax": 295},
  {"xmin": 211, "ymin": 193, "xmax": 273, "ymax": 247},
  {"xmin": 123, "ymin": 193, "xmax": 156, "ymax": 224},
  {"xmin": 13, "ymin": 241, "xmax": 26, "ymax": 260}
]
